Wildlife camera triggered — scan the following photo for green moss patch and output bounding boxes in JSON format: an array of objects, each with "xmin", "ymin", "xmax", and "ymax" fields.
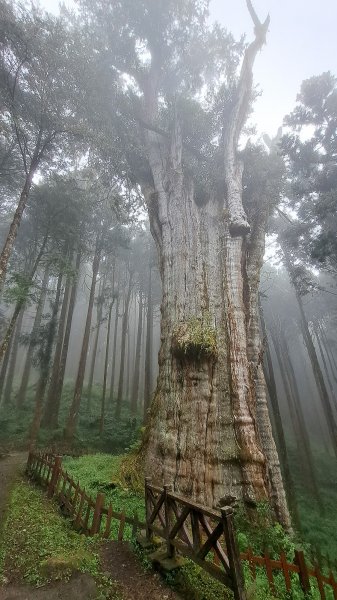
[{"xmin": 172, "ymin": 314, "xmax": 217, "ymax": 360}]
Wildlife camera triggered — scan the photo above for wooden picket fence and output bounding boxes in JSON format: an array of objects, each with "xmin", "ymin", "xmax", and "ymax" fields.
[
  {"xmin": 240, "ymin": 547, "xmax": 337, "ymax": 599},
  {"xmin": 26, "ymin": 451, "xmax": 144, "ymax": 539},
  {"xmin": 26, "ymin": 452, "xmax": 337, "ymax": 600}
]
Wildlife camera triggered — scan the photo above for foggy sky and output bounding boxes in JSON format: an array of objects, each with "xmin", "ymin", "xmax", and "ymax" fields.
[{"xmin": 34, "ymin": 0, "xmax": 337, "ymax": 137}]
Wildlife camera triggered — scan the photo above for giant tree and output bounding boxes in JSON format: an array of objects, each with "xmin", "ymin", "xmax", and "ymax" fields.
[{"xmin": 77, "ymin": 0, "xmax": 290, "ymax": 525}]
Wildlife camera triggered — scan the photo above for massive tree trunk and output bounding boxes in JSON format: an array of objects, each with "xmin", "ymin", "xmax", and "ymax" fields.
[
  {"xmin": 16, "ymin": 265, "xmax": 50, "ymax": 408},
  {"xmin": 65, "ymin": 241, "xmax": 101, "ymax": 440},
  {"xmin": 141, "ymin": 7, "xmax": 290, "ymax": 527},
  {"xmin": 131, "ymin": 293, "xmax": 143, "ymax": 414}
]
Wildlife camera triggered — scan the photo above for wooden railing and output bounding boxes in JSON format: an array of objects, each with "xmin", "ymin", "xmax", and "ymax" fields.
[
  {"xmin": 241, "ymin": 547, "xmax": 337, "ymax": 599},
  {"xmin": 27, "ymin": 453, "xmax": 337, "ymax": 600},
  {"xmin": 145, "ymin": 478, "xmax": 246, "ymax": 599},
  {"xmin": 145, "ymin": 478, "xmax": 337, "ymax": 600},
  {"xmin": 26, "ymin": 451, "xmax": 144, "ymax": 539}
]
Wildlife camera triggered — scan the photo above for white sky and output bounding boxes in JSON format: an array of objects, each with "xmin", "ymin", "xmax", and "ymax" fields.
[{"xmin": 32, "ymin": 0, "xmax": 337, "ymax": 137}]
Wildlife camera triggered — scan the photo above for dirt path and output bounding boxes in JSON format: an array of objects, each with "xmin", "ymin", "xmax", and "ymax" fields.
[
  {"xmin": 101, "ymin": 541, "xmax": 182, "ymax": 600},
  {"xmin": 0, "ymin": 453, "xmax": 26, "ymax": 532},
  {"xmin": 0, "ymin": 455, "xmax": 183, "ymax": 600},
  {"xmin": 0, "ymin": 574, "xmax": 98, "ymax": 600}
]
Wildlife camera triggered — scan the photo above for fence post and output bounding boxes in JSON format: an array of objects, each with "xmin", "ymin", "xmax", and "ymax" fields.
[
  {"xmin": 145, "ymin": 477, "xmax": 152, "ymax": 542},
  {"xmin": 294, "ymin": 550, "xmax": 311, "ymax": 595},
  {"xmin": 221, "ymin": 507, "xmax": 247, "ymax": 600},
  {"xmin": 164, "ymin": 483, "xmax": 174, "ymax": 558},
  {"xmin": 47, "ymin": 455, "xmax": 62, "ymax": 499},
  {"xmin": 91, "ymin": 492, "xmax": 105, "ymax": 535}
]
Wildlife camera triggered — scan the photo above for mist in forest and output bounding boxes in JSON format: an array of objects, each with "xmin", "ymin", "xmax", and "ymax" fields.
[{"xmin": 0, "ymin": 0, "xmax": 337, "ymax": 578}]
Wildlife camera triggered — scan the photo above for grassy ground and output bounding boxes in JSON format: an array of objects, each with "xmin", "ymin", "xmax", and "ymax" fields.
[{"xmin": 0, "ymin": 478, "xmax": 122, "ymax": 599}]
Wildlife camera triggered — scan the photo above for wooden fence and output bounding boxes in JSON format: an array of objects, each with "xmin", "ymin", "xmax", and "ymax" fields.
[
  {"xmin": 145, "ymin": 477, "xmax": 246, "ymax": 599},
  {"xmin": 26, "ymin": 451, "xmax": 144, "ymax": 540},
  {"xmin": 27, "ymin": 452, "xmax": 337, "ymax": 600}
]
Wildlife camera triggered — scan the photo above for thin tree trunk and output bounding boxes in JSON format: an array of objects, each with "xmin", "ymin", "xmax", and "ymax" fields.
[
  {"xmin": 86, "ymin": 275, "xmax": 105, "ymax": 408},
  {"xmin": 64, "ymin": 241, "xmax": 101, "ymax": 441},
  {"xmin": 48, "ymin": 249, "xmax": 81, "ymax": 427},
  {"xmin": 29, "ymin": 271, "xmax": 63, "ymax": 448},
  {"xmin": 0, "ymin": 337, "xmax": 13, "ymax": 403},
  {"xmin": 0, "ymin": 232, "xmax": 48, "ymax": 362},
  {"xmin": 2, "ymin": 308, "xmax": 24, "ymax": 406},
  {"xmin": 100, "ymin": 301, "xmax": 113, "ymax": 435},
  {"xmin": 259, "ymin": 300, "xmax": 300, "ymax": 527},
  {"xmin": 296, "ymin": 289, "xmax": 337, "ymax": 456},
  {"xmin": 143, "ymin": 267, "xmax": 153, "ymax": 423},
  {"xmin": 314, "ymin": 325, "xmax": 336, "ymax": 401},
  {"xmin": 115, "ymin": 269, "xmax": 133, "ymax": 420},
  {"xmin": 318, "ymin": 322, "xmax": 337, "ymax": 387},
  {"xmin": 125, "ymin": 327, "xmax": 131, "ymax": 399},
  {"xmin": 108, "ymin": 294, "xmax": 120, "ymax": 407},
  {"xmin": 42, "ymin": 259, "xmax": 73, "ymax": 427},
  {"xmin": 281, "ymin": 335, "xmax": 322, "ymax": 505},
  {"xmin": 16, "ymin": 265, "xmax": 50, "ymax": 408},
  {"xmin": 270, "ymin": 326, "xmax": 321, "ymax": 506},
  {"xmin": 0, "ymin": 167, "xmax": 36, "ymax": 290},
  {"xmin": 281, "ymin": 247, "xmax": 337, "ymax": 456},
  {"xmin": 131, "ymin": 293, "xmax": 143, "ymax": 414}
]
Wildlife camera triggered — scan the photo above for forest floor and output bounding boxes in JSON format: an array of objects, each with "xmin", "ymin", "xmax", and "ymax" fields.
[
  {"xmin": 0, "ymin": 452, "xmax": 182, "ymax": 600},
  {"xmin": 0, "ymin": 452, "xmax": 26, "ymax": 532}
]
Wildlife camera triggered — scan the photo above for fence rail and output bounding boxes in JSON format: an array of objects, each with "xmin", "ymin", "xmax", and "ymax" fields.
[
  {"xmin": 26, "ymin": 452, "xmax": 337, "ymax": 600},
  {"xmin": 26, "ymin": 451, "xmax": 144, "ymax": 539},
  {"xmin": 144, "ymin": 478, "xmax": 337, "ymax": 600}
]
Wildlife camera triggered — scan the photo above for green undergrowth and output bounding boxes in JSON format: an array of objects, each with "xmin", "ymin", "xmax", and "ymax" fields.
[
  {"xmin": 0, "ymin": 382, "xmax": 141, "ymax": 453},
  {"xmin": 62, "ymin": 452, "xmax": 337, "ymax": 599},
  {"xmin": 288, "ymin": 447, "xmax": 337, "ymax": 560},
  {"xmin": 0, "ymin": 479, "xmax": 122, "ymax": 599},
  {"xmin": 63, "ymin": 453, "xmax": 145, "ymax": 540}
]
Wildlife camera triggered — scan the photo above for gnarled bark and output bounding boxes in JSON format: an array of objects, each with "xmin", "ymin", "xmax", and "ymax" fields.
[{"xmin": 141, "ymin": 2, "xmax": 289, "ymax": 526}]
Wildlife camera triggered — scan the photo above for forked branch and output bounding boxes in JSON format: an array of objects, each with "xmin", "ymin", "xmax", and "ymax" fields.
[{"xmin": 223, "ymin": 0, "xmax": 270, "ymax": 236}]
